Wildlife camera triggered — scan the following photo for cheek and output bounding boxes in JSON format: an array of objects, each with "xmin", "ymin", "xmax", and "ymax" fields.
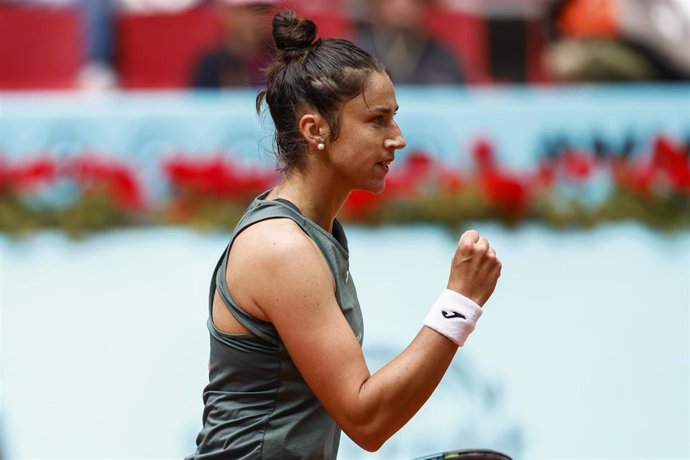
[
  {"xmin": 348, "ymin": 126, "xmax": 381, "ymax": 151},
  {"xmin": 331, "ymin": 146, "xmax": 361, "ymax": 171},
  {"xmin": 345, "ymin": 141, "xmax": 375, "ymax": 168},
  {"xmin": 330, "ymin": 123, "xmax": 384, "ymax": 170},
  {"xmin": 329, "ymin": 146, "xmax": 370, "ymax": 182}
]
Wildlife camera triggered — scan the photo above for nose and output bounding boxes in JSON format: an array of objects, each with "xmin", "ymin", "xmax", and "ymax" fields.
[{"xmin": 384, "ymin": 124, "xmax": 407, "ymax": 150}]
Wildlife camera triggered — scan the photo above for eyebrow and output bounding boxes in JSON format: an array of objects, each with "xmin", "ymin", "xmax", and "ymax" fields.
[{"xmin": 369, "ymin": 105, "xmax": 399, "ymax": 114}]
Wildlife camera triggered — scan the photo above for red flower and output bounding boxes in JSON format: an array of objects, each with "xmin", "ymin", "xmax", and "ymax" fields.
[
  {"xmin": 67, "ymin": 154, "xmax": 144, "ymax": 211},
  {"xmin": 560, "ymin": 149, "xmax": 593, "ymax": 182},
  {"xmin": 469, "ymin": 138, "xmax": 529, "ymax": 216},
  {"xmin": 0, "ymin": 156, "xmax": 57, "ymax": 193},
  {"xmin": 651, "ymin": 135, "xmax": 690, "ymax": 191},
  {"xmin": 613, "ymin": 136, "xmax": 690, "ymax": 196},
  {"xmin": 439, "ymin": 167, "xmax": 464, "ymax": 195},
  {"xmin": 611, "ymin": 157, "xmax": 651, "ymax": 195},
  {"xmin": 534, "ymin": 160, "xmax": 555, "ymax": 189},
  {"xmin": 480, "ymin": 170, "xmax": 530, "ymax": 217},
  {"xmin": 404, "ymin": 150, "xmax": 434, "ymax": 180},
  {"xmin": 471, "ymin": 138, "xmax": 496, "ymax": 173},
  {"xmin": 162, "ymin": 154, "xmax": 278, "ymax": 201}
]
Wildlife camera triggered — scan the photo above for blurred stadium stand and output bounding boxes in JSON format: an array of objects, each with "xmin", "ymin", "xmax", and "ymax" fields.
[
  {"xmin": 424, "ymin": 5, "xmax": 491, "ymax": 84},
  {"xmin": 116, "ymin": 3, "xmax": 355, "ymax": 88},
  {"xmin": 115, "ymin": 1, "xmax": 495, "ymax": 88},
  {"xmin": 115, "ymin": 6, "xmax": 220, "ymax": 88},
  {"xmin": 0, "ymin": 3, "xmax": 82, "ymax": 89},
  {"xmin": 0, "ymin": 0, "xmax": 686, "ymax": 90}
]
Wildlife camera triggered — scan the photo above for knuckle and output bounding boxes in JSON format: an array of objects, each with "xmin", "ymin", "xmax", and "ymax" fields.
[
  {"xmin": 458, "ymin": 240, "xmax": 473, "ymax": 254},
  {"xmin": 464, "ymin": 229, "xmax": 478, "ymax": 237},
  {"xmin": 460, "ymin": 229, "xmax": 479, "ymax": 243}
]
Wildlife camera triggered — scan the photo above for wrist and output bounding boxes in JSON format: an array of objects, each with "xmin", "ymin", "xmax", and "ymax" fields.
[{"xmin": 446, "ymin": 283, "xmax": 482, "ymax": 307}]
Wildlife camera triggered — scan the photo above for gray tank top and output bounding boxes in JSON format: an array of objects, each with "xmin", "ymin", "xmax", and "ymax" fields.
[{"xmin": 187, "ymin": 192, "xmax": 364, "ymax": 460}]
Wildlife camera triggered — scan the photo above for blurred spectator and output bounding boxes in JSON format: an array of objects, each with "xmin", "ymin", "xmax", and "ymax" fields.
[
  {"xmin": 353, "ymin": 0, "xmax": 465, "ymax": 85},
  {"xmin": 79, "ymin": 0, "xmax": 117, "ymax": 90},
  {"xmin": 544, "ymin": 0, "xmax": 690, "ymax": 82},
  {"xmin": 190, "ymin": 0, "xmax": 277, "ymax": 88}
]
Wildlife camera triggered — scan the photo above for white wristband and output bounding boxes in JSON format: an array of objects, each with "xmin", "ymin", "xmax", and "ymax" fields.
[{"xmin": 423, "ymin": 289, "xmax": 483, "ymax": 347}]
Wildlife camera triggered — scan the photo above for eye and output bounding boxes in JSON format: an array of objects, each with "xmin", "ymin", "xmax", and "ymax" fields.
[{"xmin": 372, "ymin": 116, "xmax": 385, "ymax": 126}]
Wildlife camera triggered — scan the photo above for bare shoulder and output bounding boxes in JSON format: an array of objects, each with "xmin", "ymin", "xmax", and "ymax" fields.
[
  {"xmin": 226, "ymin": 217, "xmax": 335, "ymax": 318},
  {"xmin": 232, "ymin": 217, "xmax": 322, "ymax": 268}
]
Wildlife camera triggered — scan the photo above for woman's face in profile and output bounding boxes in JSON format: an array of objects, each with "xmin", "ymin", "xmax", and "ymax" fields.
[{"xmin": 325, "ymin": 71, "xmax": 406, "ymax": 194}]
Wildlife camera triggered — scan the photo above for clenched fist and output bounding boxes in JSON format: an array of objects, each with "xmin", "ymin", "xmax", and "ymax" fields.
[{"xmin": 447, "ymin": 230, "xmax": 502, "ymax": 307}]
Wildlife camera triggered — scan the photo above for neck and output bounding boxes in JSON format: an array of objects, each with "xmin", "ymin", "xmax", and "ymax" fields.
[{"xmin": 267, "ymin": 167, "xmax": 350, "ymax": 233}]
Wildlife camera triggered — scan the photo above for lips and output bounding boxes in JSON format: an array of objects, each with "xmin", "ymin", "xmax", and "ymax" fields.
[{"xmin": 376, "ymin": 159, "xmax": 394, "ymax": 173}]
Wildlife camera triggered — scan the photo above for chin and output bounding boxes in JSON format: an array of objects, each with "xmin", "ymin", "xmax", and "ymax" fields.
[{"xmin": 363, "ymin": 180, "xmax": 386, "ymax": 195}]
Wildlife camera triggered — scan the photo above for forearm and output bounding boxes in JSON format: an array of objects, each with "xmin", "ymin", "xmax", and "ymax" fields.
[
  {"xmin": 347, "ymin": 327, "xmax": 458, "ymax": 450},
  {"xmin": 349, "ymin": 228, "xmax": 499, "ymax": 443}
]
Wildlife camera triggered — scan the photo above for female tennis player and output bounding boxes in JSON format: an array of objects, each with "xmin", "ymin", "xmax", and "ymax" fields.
[{"xmin": 187, "ymin": 10, "xmax": 502, "ymax": 459}]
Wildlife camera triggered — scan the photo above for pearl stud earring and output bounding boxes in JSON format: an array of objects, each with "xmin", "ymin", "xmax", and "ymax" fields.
[{"xmin": 317, "ymin": 143, "xmax": 325, "ymax": 151}]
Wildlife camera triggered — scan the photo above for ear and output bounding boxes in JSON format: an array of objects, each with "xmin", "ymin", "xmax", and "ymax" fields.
[{"xmin": 298, "ymin": 112, "xmax": 329, "ymax": 151}]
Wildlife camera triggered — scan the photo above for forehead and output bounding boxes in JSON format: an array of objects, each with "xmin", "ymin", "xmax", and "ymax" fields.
[{"xmin": 345, "ymin": 72, "xmax": 397, "ymax": 115}]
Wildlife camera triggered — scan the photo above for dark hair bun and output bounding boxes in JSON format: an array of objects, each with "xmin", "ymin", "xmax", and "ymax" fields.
[{"xmin": 272, "ymin": 10, "xmax": 317, "ymax": 55}]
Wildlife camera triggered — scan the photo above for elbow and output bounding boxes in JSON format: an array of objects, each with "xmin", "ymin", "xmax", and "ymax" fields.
[
  {"xmin": 362, "ymin": 438, "xmax": 386, "ymax": 453},
  {"xmin": 338, "ymin": 385, "xmax": 396, "ymax": 451},
  {"xmin": 360, "ymin": 441, "xmax": 384, "ymax": 453},
  {"xmin": 348, "ymin": 430, "xmax": 386, "ymax": 452},
  {"xmin": 342, "ymin": 418, "xmax": 389, "ymax": 452}
]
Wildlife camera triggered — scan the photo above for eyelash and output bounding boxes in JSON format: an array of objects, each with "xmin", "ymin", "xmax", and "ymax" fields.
[{"xmin": 373, "ymin": 113, "xmax": 397, "ymax": 126}]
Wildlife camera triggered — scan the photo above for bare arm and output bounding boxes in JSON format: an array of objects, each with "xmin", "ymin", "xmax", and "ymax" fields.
[{"xmin": 230, "ymin": 220, "xmax": 500, "ymax": 451}]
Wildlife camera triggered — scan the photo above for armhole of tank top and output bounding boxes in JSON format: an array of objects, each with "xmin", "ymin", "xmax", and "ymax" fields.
[
  {"xmin": 211, "ymin": 225, "xmax": 270, "ymax": 341},
  {"xmin": 211, "ymin": 213, "xmax": 308, "ymax": 343},
  {"xmin": 209, "ymin": 245, "xmax": 254, "ymax": 340}
]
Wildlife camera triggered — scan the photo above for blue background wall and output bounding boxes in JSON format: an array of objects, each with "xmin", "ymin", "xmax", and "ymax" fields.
[
  {"xmin": 1, "ymin": 85, "xmax": 689, "ymax": 459},
  {"xmin": 2, "ymin": 85, "xmax": 689, "ymax": 169}
]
